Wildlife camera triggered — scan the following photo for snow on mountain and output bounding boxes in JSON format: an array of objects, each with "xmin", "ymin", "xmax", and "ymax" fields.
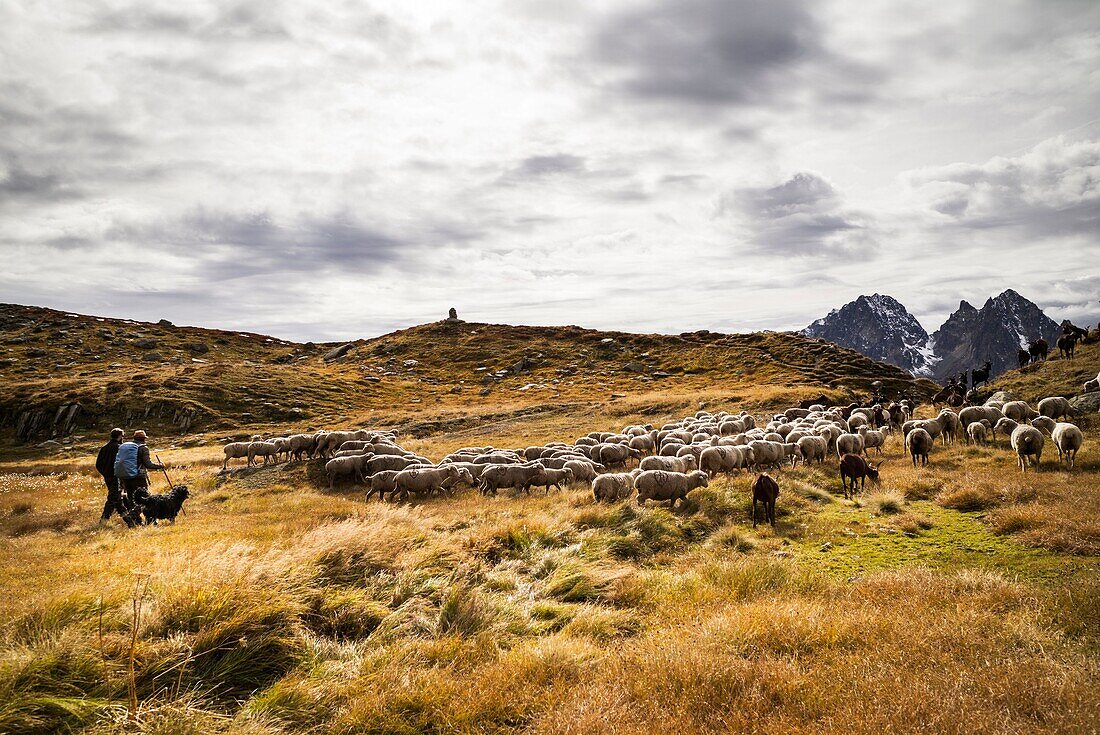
[
  {"xmin": 803, "ymin": 294, "xmax": 936, "ymax": 376},
  {"xmin": 804, "ymin": 290, "xmax": 1059, "ymax": 383}
]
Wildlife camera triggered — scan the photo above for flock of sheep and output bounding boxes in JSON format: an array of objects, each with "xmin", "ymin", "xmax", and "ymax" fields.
[{"xmin": 221, "ymin": 392, "xmax": 1086, "ymax": 513}]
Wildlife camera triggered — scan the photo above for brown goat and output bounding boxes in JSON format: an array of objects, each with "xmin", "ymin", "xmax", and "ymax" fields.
[
  {"xmin": 751, "ymin": 473, "xmax": 779, "ymax": 528},
  {"xmin": 839, "ymin": 454, "xmax": 881, "ymax": 499}
]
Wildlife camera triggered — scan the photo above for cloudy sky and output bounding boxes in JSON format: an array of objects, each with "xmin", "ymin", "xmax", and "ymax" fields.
[{"xmin": 2, "ymin": 0, "xmax": 1098, "ymax": 341}]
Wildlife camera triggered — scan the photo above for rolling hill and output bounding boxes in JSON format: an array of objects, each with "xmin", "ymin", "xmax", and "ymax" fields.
[{"xmin": 0, "ymin": 303, "xmax": 936, "ymax": 447}]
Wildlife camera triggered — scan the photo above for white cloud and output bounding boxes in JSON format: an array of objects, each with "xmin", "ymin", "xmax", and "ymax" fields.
[{"xmin": 0, "ymin": 0, "xmax": 1098, "ymax": 339}]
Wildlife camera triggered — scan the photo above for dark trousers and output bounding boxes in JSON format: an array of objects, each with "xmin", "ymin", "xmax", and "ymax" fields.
[{"xmin": 101, "ymin": 475, "xmax": 137, "ymax": 527}]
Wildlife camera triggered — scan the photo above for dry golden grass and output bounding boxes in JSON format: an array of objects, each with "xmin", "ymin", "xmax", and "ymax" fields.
[{"xmin": 1, "ymin": 402, "xmax": 1098, "ymax": 735}]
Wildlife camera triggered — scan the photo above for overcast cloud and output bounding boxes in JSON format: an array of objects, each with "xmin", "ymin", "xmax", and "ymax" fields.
[{"xmin": 1, "ymin": 0, "xmax": 1098, "ymax": 340}]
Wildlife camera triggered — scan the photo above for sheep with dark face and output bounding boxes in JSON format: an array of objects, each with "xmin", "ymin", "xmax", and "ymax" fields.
[{"xmin": 634, "ymin": 470, "xmax": 709, "ymax": 509}]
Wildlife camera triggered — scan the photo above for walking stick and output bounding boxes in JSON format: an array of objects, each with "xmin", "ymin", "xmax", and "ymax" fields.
[{"xmin": 154, "ymin": 454, "xmax": 173, "ymax": 490}]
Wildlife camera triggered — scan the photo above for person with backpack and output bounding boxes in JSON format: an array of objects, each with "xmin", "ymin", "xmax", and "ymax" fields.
[
  {"xmin": 96, "ymin": 428, "xmax": 136, "ymax": 527},
  {"xmin": 114, "ymin": 430, "xmax": 167, "ymax": 509}
]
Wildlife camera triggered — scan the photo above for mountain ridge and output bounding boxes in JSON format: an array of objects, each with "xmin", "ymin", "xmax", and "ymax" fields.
[{"xmin": 803, "ymin": 290, "xmax": 1062, "ymax": 382}]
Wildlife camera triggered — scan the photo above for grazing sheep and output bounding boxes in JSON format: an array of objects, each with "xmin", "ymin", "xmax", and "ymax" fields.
[
  {"xmin": 839, "ymin": 454, "xmax": 880, "ymax": 499},
  {"xmin": 634, "ymin": 470, "xmax": 709, "ymax": 509},
  {"xmin": 1001, "ymin": 401, "xmax": 1036, "ymax": 422},
  {"xmin": 529, "ymin": 466, "xmax": 574, "ymax": 494},
  {"xmin": 393, "ymin": 465, "xmax": 475, "ymax": 500},
  {"xmin": 594, "ymin": 443, "xmax": 641, "ymax": 469},
  {"xmin": 366, "ymin": 470, "xmax": 399, "ymax": 501},
  {"xmin": 699, "ymin": 445, "xmax": 753, "ymax": 476},
  {"xmin": 479, "ymin": 463, "xmax": 543, "ymax": 495},
  {"xmin": 563, "ymin": 459, "xmax": 603, "ymax": 483},
  {"xmin": 959, "ymin": 406, "xmax": 1002, "ymax": 439},
  {"xmin": 1030, "ymin": 416, "xmax": 1057, "ymax": 435},
  {"xmin": 222, "ymin": 442, "xmax": 249, "ymax": 470},
  {"xmin": 640, "ymin": 455, "xmax": 698, "ymax": 473},
  {"xmin": 857, "ymin": 426, "xmax": 887, "ymax": 455},
  {"xmin": 993, "ymin": 417, "xmax": 1020, "ymax": 443},
  {"xmin": 835, "ymin": 433, "xmax": 865, "ymax": 459},
  {"xmin": 966, "ymin": 422, "xmax": 989, "ymax": 446},
  {"xmin": 628, "ymin": 434, "xmax": 656, "ymax": 455},
  {"xmin": 906, "ymin": 428, "xmax": 933, "ymax": 467},
  {"xmin": 247, "ymin": 441, "xmax": 279, "ymax": 467},
  {"xmin": 1038, "ymin": 396, "xmax": 1073, "ymax": 421},
  {"xmin": 325, "ymin": 455, "xmax": 370, "ymax": 489},
  {"xmin": 796, "ymin": 436, "xmax": 828, "ymax": 465},
  {"xmin": 1084, "ymin": 371, "xmax": 1099, "ymax": 392},
  {"xmin": 748, "ymin": 440, "xmax": 785, "ymax": 469},
  {"xmin": 287, "ymin": 433, "xmax": 317, "ymax": 461},
  {"xmin": 1051, "ymin": 423, "xmax": 1084, "ymax": 469},
  {"xmin": 366, "ymin": 454, "xmax": 422, "ymax": 474},
  {"xmin": 1011, "ymin": 425, "xmax": 1044, "ymax": 473},
  {"xmin": 936, "ymin": 410, "xmax": 961, "ymax": 444},
  {"xmin": 592, "ymin": 471, "xmax": 640, "ymax": 502},
  {"xmin": 751, "ymin": 473, "xmax": 779, "ymax": 528}
]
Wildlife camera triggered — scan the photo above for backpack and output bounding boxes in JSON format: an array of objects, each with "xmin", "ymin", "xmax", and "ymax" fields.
[{"xmin": 114, "ymin": 442, "xmax": 141, "ymax": 480}]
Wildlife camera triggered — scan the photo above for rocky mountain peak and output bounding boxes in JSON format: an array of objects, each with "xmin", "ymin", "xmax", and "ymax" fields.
[
  {"xmin": 803, "ymin": 294, "xmax": 935, "ymax": 376},
  {"xmin": 805, "ymin": 290, "xmax": 1060, "ymax": 383}
]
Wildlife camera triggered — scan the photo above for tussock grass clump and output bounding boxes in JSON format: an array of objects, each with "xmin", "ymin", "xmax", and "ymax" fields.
[
  {"xmin": 898, "ymin": 476, "xmax": 945, "ymax": 500},
  {"xmin": 870, "ymin": 492, "xmax": 905, "ymax": 515},
  {"xmin": 708, "ymin": 524, "xmax": 757, "ymax": 552},
  {"xmin": 303, "ymin": 588, "xmax": 389, "ymax": 640},
  {"xmin": 894, "ymin": 513, "xmax": 934, "ymax": 535},
  {"xmin": 144, "ymin": 582, "xmax": 305, "ymax": 701},
  {"xmin": 938, "ymin": 484, "xmax": 1001, "ymax": 512},
  {"xmin": 561, "ymin": 606, "xmax": 641, "ymax": 640},
  {"xmin": 0, "ymin": 634, "xmax": 110, "ymax": 734}
]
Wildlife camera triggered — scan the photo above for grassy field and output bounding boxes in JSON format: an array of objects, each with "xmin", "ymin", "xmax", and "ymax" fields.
[{"xmin": 1, "ymin": 387, "xmax": 1098, "ymax": 735}]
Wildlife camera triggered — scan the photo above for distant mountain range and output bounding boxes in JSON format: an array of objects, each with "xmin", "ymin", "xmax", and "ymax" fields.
[{"xmin": 803, "ymin": 290, "xmax": 1061, "ymax": 383}]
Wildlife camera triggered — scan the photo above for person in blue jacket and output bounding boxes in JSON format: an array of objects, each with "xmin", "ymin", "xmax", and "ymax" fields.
[{"xmin": 114, "ymin": 430, "xmax": 167, "ymax": 509}]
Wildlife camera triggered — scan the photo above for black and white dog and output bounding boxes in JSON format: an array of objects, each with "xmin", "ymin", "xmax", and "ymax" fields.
[{"xmin": 137, "ymin": 485, "xmax": 190, "ymax": 525}]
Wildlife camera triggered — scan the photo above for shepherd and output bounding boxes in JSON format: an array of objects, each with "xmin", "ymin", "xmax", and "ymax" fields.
[
  {"xmin": 96, "ymin": 428, "xmax": 137, "ymax": 527},
  {"xmin": 113, "ymin": 430, "xmax": 168, "ymax": 510}
]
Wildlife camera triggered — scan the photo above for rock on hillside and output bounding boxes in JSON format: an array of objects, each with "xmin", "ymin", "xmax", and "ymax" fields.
[{"xmin": 803, "ymin": 294, "xmax": 936, "ymax": 377}]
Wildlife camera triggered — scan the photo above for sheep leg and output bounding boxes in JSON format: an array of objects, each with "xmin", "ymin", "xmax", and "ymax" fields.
[{"xmin": 752, "ymin": 497, "xmax": 758, "ymax": 528}]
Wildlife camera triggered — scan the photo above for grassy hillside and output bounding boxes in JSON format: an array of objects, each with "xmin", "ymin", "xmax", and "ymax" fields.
[
  {"xmin": 0, "ymin": 304, "xmax": 934, "ymax": 450},
  {"xmin": 986, "ymin": 338, "xmax": 1100, "ymax": 402},
  {"xmin": 1, "ymin": 305, "xmax": 1097, "ymax": 735}
]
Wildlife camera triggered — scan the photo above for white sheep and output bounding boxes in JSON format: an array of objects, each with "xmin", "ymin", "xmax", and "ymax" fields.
[
  {"xmin": 1010, "ymin": 425, "xmax": 1044, "ymax": 473},
  {"xmin": 634, "ymin": 470, "xmax": 709, "ymax": 509},
  {"xmin": 222, "ymin": 442, "xmax": 249, "ymax": 470},
  {"xmin": 592, "ymin": 471, "xmax": 640, "ymax": 502},
  {"xmin": 1051, "ymin": 423, "xmax": 1083, "ymax": 469},
  {"xmin": 966, "ymin": 422, "xmax": 989, "ymax": 446},
  {"xmin": 247, "ymin": 441, "xmax": 278, "ymax": 466},
  {"xmin": 1038, "ymin": 396, "xmax": 1073, "ymax": 421},
  {"xmin": 639, "ymin": 455, "xmax": 698, "ymax": 473},
  {"xmin": 835, "ymin": 433, "xmax": 865, "ymax": 459}
]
